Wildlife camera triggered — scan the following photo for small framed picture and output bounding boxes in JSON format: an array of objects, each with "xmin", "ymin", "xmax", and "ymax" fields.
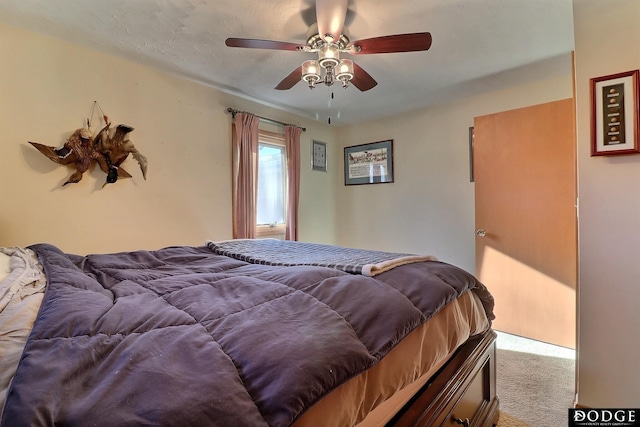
[
  {"xmin": 469, "ymin": 126, "xmax": 475, "ymax": 182},
  {"xmin": 590, "ymin": 69, "xmax": 640, "ymax": 156},
  {"xmin": 344, "ymin": 140, "xmax": 394, "ymax": 185},
  {"xmin": 312, "ymin": 140, "xmax": 327, "ymax": 172}
]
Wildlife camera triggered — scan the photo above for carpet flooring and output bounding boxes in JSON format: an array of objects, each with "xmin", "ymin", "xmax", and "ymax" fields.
[{"xmin": 495, "ymin": 331, "xmax": 575, "ymax": 427}]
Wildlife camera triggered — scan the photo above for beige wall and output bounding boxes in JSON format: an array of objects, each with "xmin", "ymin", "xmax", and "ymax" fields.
[
  {"xmin": 0, "ymin": 22, "xmax": 338, "ymax": 253},
  {"xmin": 334, "ymin": 69, "xmax": 573, "ymax": 272},
  {"xmin": 7, "ymin": 4, "xmax": 638, "ymax": 409},
  {"xmin": 573, "ymin": 0, "xmax": 640, "ymax": 407}
]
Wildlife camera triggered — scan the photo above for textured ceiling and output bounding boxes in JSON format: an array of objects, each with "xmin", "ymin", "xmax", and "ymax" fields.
[{"xmin": 0, "ymin": 0, "xmax": 575, "ymax": 125}]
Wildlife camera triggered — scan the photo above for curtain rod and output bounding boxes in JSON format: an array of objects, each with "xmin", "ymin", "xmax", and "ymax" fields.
[{"xmin": 226, "ymin": 108, "xmax": 306, "ymax": 132}]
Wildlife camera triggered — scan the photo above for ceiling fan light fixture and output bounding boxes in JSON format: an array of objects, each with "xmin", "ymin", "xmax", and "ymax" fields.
[
  {"xmin": 336, "ymin": 59, "xmax": 354, "ymax": 88},
  {"xmin": 227, "ymin": 2, "xmax": 433, "ymax": 95},
  {"xmin": 318, "ymin": 44, "xmax": 340, "ymax": 68},
  {"xmin": 302, "ymin": 60, "xmax": 321, "ymax": 88}
]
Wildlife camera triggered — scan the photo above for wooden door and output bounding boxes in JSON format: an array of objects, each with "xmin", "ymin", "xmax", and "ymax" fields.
[{"xmin": 474, "ymin": 99, "xmax": 576, "ymax": 348}]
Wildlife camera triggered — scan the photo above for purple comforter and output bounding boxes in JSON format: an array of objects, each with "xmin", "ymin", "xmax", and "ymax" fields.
[{"xmin": 1, "ymin": 243, "xmax": 494, "ymax": 427}]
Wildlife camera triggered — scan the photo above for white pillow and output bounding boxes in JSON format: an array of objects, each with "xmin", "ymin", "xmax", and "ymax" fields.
[{"xmin": 0, "ymin": 251, "xmax": 11, "ymax": 282}]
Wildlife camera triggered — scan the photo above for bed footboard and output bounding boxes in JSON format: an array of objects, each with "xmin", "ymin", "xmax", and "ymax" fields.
[{"xmin": 388, "ymin": 329, "xmax": 499, "ymax": 427}]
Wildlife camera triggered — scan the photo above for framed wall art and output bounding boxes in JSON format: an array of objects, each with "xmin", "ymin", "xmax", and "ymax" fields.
[
  {"xmin": 590, "ymin": 69, "xmax": 640, "ymax": 156},
  {"xmin": 344, "ymin": 140, "xmax": 394, "ymax": 185},
  {"xmin": 311, "ymin": 140, "xmax": 327, "ymax": 172},
  {"xmin": 469, "ymin": 126, "xmax": 475, "ymax": 182}
]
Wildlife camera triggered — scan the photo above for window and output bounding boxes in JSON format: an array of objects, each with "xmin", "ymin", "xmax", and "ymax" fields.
[{"xmin": 256, "ymin": 130, "xmax": 287, "ymax": 239}]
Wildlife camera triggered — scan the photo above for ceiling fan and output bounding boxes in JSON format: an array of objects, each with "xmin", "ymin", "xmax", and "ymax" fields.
[{"xmin": 225, "ymin": 0, "xmax": 432, "ymax": 92}]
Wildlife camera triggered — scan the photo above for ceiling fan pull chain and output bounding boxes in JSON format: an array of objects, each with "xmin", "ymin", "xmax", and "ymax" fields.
[{"xmin": 327, "ymin": 88, "xmax": 334, "ymax": 125}]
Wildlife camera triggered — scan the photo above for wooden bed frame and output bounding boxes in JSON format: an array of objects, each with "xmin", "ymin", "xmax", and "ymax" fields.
[{"xmin": 388, "ymin": 329, "xmax": 499, "ymax": 427}]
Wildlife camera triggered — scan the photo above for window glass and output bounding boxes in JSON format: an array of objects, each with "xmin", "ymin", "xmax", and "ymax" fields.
[{"xmin": 257, "ymin": 143, "xmax": 286, "ymax": 226}]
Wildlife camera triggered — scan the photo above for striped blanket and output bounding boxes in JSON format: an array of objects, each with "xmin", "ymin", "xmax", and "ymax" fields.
[{"xmin": 206, "ymin": 239, "xmax": 436, "ymax": 277}]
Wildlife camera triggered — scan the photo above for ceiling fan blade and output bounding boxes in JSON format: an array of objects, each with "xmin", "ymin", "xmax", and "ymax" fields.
[
  {"xmin": 350, "ymin": 63, "xmax": 377, "ymax": 92},
  {"xmin": 350, "ymin": 32, "xmax": 432, "ymax": 54},
  {"xmin": 225, "ymin": 38, "xmax": 303, "ymax": 51},
  {"xmin": 275, "ymin": 66, "xmax": 302, "ymax": 90},
  {"xmin": 316, "ymin": 0, "xmax": 348, "ymax": 42}
]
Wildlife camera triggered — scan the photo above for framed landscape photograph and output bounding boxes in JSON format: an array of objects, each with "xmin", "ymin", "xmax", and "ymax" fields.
[
  {"xmin": 344, "ymin": 140, "xmax": 394, "ymax": 185},
  {"xmin": 590, "ymin": 69, "xmax": 640, "ymax": 156}
]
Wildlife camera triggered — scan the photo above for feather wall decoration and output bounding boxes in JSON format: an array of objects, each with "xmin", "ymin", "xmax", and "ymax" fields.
[
  {"xmin": 28, "ymin": 109, "xmax": 147, "ymax": 187},
  {"xmin": 94, "ymin": 122, "xmax": 148, "ymax": 185}
]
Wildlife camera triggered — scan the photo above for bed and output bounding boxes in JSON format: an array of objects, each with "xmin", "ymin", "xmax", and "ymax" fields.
[{"xmin": 0, "ymin": 239, "xmax": 499, "ymax": 427}]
